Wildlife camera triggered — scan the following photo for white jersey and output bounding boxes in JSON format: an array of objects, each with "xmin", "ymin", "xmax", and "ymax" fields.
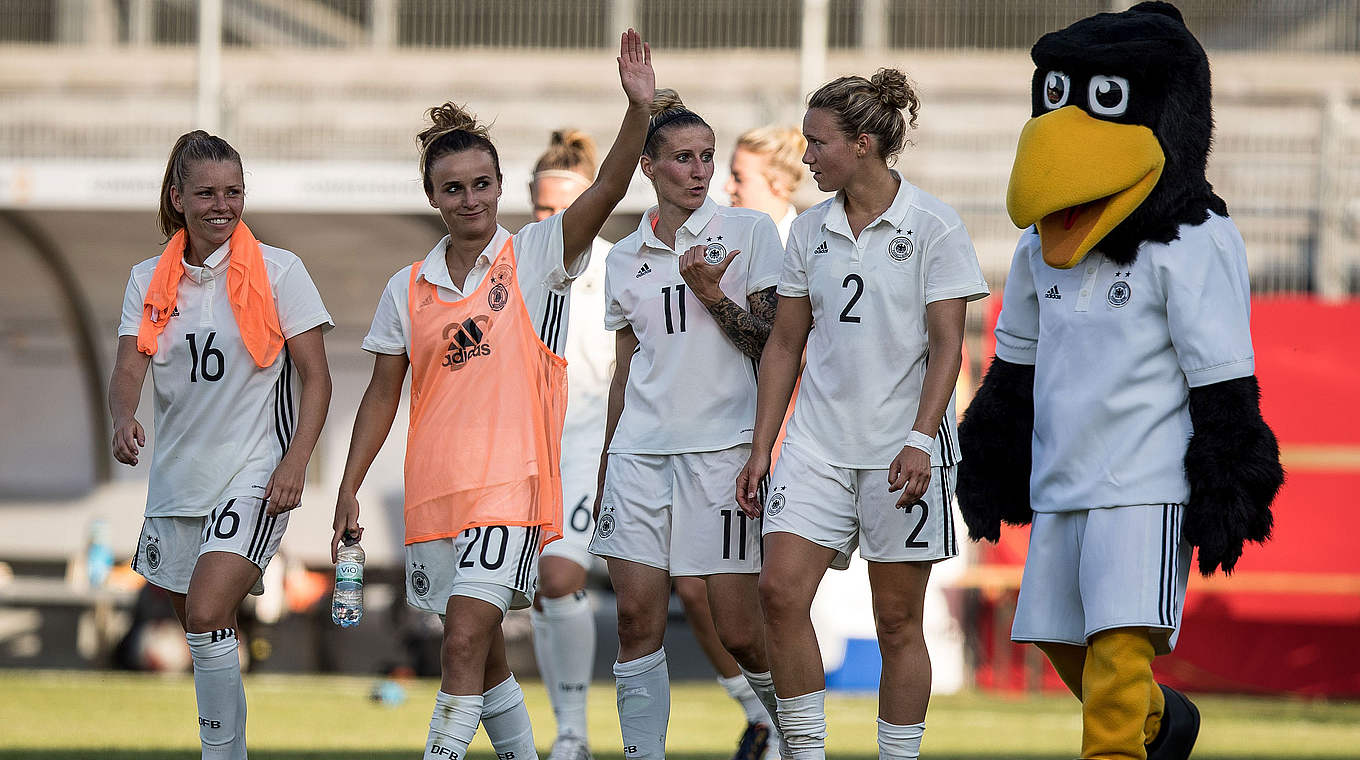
[
  {"xmin": 993, "ymin": 213, "xmax": 1255, "ymax": 513},
  {"xmin": 118, "ymin": 240, "xmax": 333, "ymax": 517},
  {"xmin": 778, "ymin": 172, "xmax": 989, "ymax": 469},
  {"xmin": 561, "ymin": 237, "xmax": 613, "ymax": 471},
  {"xmin": 774, "ymin": 203, "xmax": 797, "ymax": 246},
  {"xmin": 604, "ymin": 198, "xmax": 784, "ymax": 454},
  {"xmin": 363, "ymin": 214, "xmax": 587, "ymax": 357}
]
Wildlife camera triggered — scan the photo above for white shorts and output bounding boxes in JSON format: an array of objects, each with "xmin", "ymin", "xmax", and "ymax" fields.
[
  {"xmin": 1012, "ymin": 504, "xmax": 1190, "ymax": 654},
  {"xmin": 132, "ymin": 495, "xmax": 284, "ymax": 596},
  {"xmin": 589, "ymin": 446, "xmax": 761, "ymax": 576},
  {"xmin": 405, "ymin": 525, "xmax": 542, "ymax": 615},
  {"xmin": 540, "ymin": 478, "xmax": 597, "ymax": 572},
  {"xmin": 762, "ymin": 443, "xmax": 959, "ymax": 570}
]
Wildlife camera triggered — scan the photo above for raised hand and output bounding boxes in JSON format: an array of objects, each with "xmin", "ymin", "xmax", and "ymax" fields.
[{"xmin": 617, "ymin": 28, "xmax": 655, "ymax": 109}]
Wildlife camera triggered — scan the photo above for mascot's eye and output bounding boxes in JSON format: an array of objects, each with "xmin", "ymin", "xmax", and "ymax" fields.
[
  {"xmin": 1043, "ymin": 71, "xmax": 1070, "ymax": 109},
  {"xmin": 1088, "ymin": 75, "xmax": 1130, "ymax": 116}
]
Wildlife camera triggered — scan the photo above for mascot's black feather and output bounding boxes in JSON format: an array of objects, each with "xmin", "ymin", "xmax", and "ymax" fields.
[
  {"xmin": 1184, "ymin": 376, "xmax": 1283, "ymax": 575},
  {"xmin": 956, "ymin": 358, "xmax": 1034, "ymax": 542},
  {"xmin": 957, "ymin": 1, "xmax": 1283, "ymax": 577}
]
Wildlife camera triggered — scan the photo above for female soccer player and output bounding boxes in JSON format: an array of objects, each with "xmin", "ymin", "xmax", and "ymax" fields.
[
  {"xmin": 331, "ymin": 31, "xmax": 654, "ymax": 760},
  {"xmin": 725, "ymin": 125, "xmax": 807, "ymax": 244},
  {"xmin": 672, "ymin": 122, "xmax": 808, "ymax": 759},
  {"xmin": 736, "ymin": 70, "xmax": 989, "ymax": 759},
  {"xmin": 588, "ymin": 89, "xmax": 785, "ymax": 759},
  {"xmin": 526, "ymin": 128, "xmax": 613, "ymax": 760},
  {"xmin": 112, "ymin": 130, "xmax": 333, "ymax": 759}
]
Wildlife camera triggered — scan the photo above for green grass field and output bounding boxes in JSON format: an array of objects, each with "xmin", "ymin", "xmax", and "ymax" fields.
[{"xmin": 2, "ymin": 670, "xmax": 1357, "ymax": 759}]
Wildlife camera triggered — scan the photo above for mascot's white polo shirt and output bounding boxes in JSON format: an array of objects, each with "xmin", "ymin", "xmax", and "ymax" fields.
[
  {"xmin": 603, "ymin": 197, "xmax": 784, "ymax": 454},
  {"xmin": 994, "ymin": 212, "xmax": 1256, "ymax": 513},
  {"xmin": 778, "ymin": 172, "xmax": 989, "ymax": 469}
]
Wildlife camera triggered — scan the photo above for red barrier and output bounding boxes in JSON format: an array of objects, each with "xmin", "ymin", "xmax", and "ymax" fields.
[{"xmin": 969, "ymin": 295, "xmax": 1360, "ymax": 696}]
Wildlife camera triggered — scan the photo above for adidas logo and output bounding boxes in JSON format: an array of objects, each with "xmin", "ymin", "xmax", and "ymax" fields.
[
  {"xmin": 812, "ymin": 241, "xmax": 829, "ymax": 256},
  {"xmin": 1044, "ymin": 285, "xmax": 1062, "ymax": 300},
  {"xmin": 635, "ymin": 263, "xmax": 652, "ymax": 278},
  {"xmin": 171, "ymin": 306, "xmax": 179, "ymax": 317}
]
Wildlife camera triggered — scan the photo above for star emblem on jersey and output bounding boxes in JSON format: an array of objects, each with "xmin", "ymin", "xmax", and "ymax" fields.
[
  {"xmin": 1107, "ymin": 280, "xmax": 1132, "ymax": 307},
  {"xmin": 635, "ymin": 262, "xmax": 652, "ymax": 278},
  {"xmin": 704, "ymin": 242, "xmax": 727, "ymax": 265},
  {"xmin": 766, "ymin": 491, "xmax": 786, "ymax": 516},
  {"xmin": 888, "ymin": 235, "xmax": 914, "ymax": 261},
  {"xmin": 812, "ymin": 240, "xmax": 829, "ymax": 256},
  {"xmin": 596, "ymin": 513, "xmax": 616, "ymax": 540}
]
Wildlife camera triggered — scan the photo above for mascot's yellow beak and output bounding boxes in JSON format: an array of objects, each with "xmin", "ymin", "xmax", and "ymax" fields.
[{"xmin": 1007, "ymin": 106, "xmax": 1165, "ymax": 269}]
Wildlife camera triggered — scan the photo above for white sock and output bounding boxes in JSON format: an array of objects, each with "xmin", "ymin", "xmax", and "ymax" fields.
[
  {"xmin": 718, "ymin": 673, "xmax": 765, "ymax": 724},
  {"xmin": 613, "ymin": 648, "xmax": 669, "ymax": 759},
  {"xmin": 739, "ymin": 667, "xmax": 784, "ymax": 753},
  {"xmin": 482, "ymin": 675, "xmax": 538, "ymax": 760},
  {"xmin": 533, "ymin": 591, "xmax": 594, "ymax": 739},
  {"xmin": 876, "ymin": 719, "xmax": 924, "ymax": 759},
  {"xmin": 776, "ymin": 690, "xmax": 827, "ymax": 760},
  {"xmin": 233, "ymin": 672, "xmax": 248, "ymax": 760},
  {"xmin": 186, "ymin": 628, "xmax": 242, "ymax": 759},
  {"xmin": 424, "ymin": 691, "xmax": 483, "ymax": 760}
]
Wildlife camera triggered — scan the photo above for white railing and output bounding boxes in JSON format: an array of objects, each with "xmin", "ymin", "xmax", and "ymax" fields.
[{"xmin": 3, "ymin": 1, "xmax": 1357, "ymax": 52}]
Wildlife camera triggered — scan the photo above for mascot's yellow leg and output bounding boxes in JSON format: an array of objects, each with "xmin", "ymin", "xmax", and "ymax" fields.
[
  {"xmin": 1081, "ymin": 628, "xmax": 1163, "ymax": 760},
  {"xmin": 1036, "ymin": 641, "xmax": 1087, "ymax": 698}
]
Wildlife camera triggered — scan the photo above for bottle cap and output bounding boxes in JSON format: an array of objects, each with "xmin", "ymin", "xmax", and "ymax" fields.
[{"xmin": 341, "ymin": 530, "xmax": 361, "ymax": 547}]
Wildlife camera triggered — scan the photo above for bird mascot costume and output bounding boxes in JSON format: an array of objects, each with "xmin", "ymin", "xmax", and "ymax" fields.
[{"xmin": 956, "ymin": 4, "xmax": 1284, "ymax": 759}]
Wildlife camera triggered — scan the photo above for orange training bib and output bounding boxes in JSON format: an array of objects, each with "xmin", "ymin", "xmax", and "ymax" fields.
[{"xmin": 403, "ymin": 239, "xmax": 567, "ymax": 548}]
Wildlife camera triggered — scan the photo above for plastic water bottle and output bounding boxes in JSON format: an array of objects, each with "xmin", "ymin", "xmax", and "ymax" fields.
[
  {"xmin": 87, "ymin": 518, "xmax": 114, "ymax": 588},
  {"xmin": 332, "ymin": 532, "xmax": 365, "ymax": 627}
]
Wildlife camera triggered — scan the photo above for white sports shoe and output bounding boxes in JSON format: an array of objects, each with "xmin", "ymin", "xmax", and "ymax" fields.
[{"xmin": 548, "ymin": 735, "xmax": 592, "ymax": 760}]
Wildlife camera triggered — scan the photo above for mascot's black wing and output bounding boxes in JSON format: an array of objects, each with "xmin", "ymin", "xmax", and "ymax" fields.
[
  {"xmin": 1183, "ymin": 376, "xmax": 1283, "ymax": 575},
  {"xmin": 956, "ymin": 358, "xmax": 1035, "ymax": 542}
]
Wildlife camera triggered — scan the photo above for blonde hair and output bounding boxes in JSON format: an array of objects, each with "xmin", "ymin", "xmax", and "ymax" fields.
[
  {"xmin": 735, "ymin": 125, "xmax": 807, "ymax": 195},
  {"xmin": 416, "ymin": 102, "xmax": 501, "ymax": 193},
  {"xmin": 532, "ymin": 129, "xmax": 597, "ymax": 184},
  {"xmin": 807, "ymin": 68, "xmax": 920, "ymax": 162},
  {"xmin": 157, "ymin": 130, "xmax": 242, "ymax": 240},
  {"xmin": 644, "ymin": 88, "xmax": 711, "ymax": 158}
]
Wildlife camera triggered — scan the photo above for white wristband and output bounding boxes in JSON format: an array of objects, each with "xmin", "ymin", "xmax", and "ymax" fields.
[{"xmin": 904, "ymin": 430, "xmax": 934, "ymax": 455}]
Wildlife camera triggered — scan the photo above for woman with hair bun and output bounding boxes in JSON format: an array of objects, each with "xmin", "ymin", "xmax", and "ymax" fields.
[
  {"xmin": 588, "ymin": 87, "xmax": 786, "ymax": 759},
  {"xmin": 111, "ymin": 129, "xmax": 333, "ymax": 758},
  {"xmin": 736, "ymin": 69, "xmax": 989, "ymax": 758},
  {"xmin": 524, "ymin": 126, "xmax": 613, "ymax": 759},
  {"xmin": 331, "ymin": 30, "xmax": 655, "ymax": 760},
  {"xmin": 668, "ymin": 120, "xmax": 809, "ymax": 760}
]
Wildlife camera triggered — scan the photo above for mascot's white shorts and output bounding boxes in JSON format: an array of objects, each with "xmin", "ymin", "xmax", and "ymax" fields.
[{"xmin": 1012, "ymin": 503, "xmax": 1191, "ymax": 655}]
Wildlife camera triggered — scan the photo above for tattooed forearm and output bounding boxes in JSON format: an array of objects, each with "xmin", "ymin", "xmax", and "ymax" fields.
[{"xmin": 705, "ymin": 286, "xmax": 778, "ymax": 359}]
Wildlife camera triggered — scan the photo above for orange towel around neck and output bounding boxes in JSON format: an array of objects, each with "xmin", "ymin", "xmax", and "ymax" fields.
[{"xmin": 137, "ymin": 221, "xmax": 284, "ymax": 368}]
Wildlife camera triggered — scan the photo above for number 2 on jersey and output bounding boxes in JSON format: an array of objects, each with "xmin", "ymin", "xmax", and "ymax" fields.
[
  {"xmin": 186, "ymin": 331, "xmax": 226, "ymax": 382},
  {"xmin": 661, "ymin": 284, "xmax": 687, "ymax": 334},
  {"xmin": 839, "ymin": 274, "xmax": 864, "ymax": 323}
]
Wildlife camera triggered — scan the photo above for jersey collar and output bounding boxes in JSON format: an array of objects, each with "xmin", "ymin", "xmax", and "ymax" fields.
[
  {"xmin": 823, "ymin": 169, "xmax": 917, "ymax": 241},
  {"xmin": 418, "ymin": 226, "xmax": 510, "ymax": 291},
  {"xmin": 181, "ymin": 239, "xmax": 231, "ymax": 283},
  {"xmin": 638, "ymin": 196, "xmax": 719, "ymax": 253}
]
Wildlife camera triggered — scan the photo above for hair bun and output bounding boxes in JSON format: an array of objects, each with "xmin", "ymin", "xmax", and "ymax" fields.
[
  {"xmin": 650, "ymin": 88, "xmax": 686, "ymax": 116},
  {"xmin": 552, "ymin": 129, "xmax": 593, "ymax": 153},
  {"xmin": 869, "ymin": 68, "xmax": 914, "ymax": 110},
  {"xmin": 418, "ymin": 102, "xmax": 489, "ymax": 148}
]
